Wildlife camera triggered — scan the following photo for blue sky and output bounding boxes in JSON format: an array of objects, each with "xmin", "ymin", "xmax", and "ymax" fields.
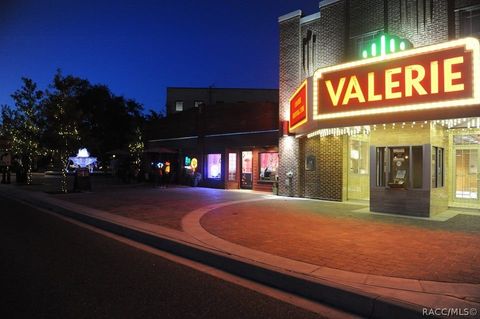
[{"xmin": 0, "ymin": 0, "xmax": 319, "ymax": 114}]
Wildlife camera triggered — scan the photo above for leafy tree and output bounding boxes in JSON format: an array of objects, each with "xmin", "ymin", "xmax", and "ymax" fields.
[
  {"xmin": 2, "ymin": 78, "xmax": 44, "ymax": 184},
  {"xmin": 128, "ymin": 126, "xmax": 144, "ymax": 179},
  {"xmin": 75, "ymin": 87, "xmax": 144, "ymax": 170},
  {"xmin": 43, "ymin": 70, "xmax": 89, "ymax": 192}
]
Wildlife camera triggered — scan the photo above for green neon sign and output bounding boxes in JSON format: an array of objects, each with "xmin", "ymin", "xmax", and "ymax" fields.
[{"xmin": 361, "ymin": 33, "xmax": 412, "ymax": 59}]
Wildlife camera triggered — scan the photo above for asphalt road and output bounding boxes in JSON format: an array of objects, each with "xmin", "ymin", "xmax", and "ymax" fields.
[{"xmin": 0, "ymin": 195, "xmax": 327, "ymax": 319}]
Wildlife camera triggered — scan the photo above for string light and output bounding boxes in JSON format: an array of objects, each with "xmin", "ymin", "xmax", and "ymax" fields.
[{"xmin": 305, "ymin": 117, "xmax": 480, "ymax": 139}]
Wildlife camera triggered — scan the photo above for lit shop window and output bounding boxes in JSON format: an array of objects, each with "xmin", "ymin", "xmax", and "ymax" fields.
[
  {"xmin": 207, "ymin": 154, "xmax": 222, "ymax": 179},
  {"xmin": 194, "ymin": 100, "xmax": 203, "ymax": 108},
  {"xmin": 455, "ymin": 148, "xmax": 477, "ymax": 199},
  {"xmin": 259, "ymin": 152, "xmax": 279, "ymax": 182},
  {"xmin": 228, "ymin": 153, "xmax": 237, "ymax": 181},
  {"xmin": 432, "ymin": 147, "xmax": 444, "ymax": 188},
  {"xmin": 175, "ymin": 101, "xmax": 184, "ymax": 112},
  {"xmin": 349, "ymin": 140, "xmax": 368, "ymax": 174}
]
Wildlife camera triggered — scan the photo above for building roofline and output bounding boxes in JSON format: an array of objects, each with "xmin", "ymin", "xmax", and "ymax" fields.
[
  {"xmin": 319, "ymin": 0, "xmax": 341, "ymax": 9},
  {"xmin": 300, "ymin": 12, "xmax": 320, "ymax": 24},
  {"xmin": 278, "ymin": 9, "xmax": 302, "ymax": 23},
  {"xmin": 166, "ymin": 87, "xmax": 278, "ymax": 91},
  {"xmin": 148, "ymin": 129, "xmax": 279, "ymax": 143}
]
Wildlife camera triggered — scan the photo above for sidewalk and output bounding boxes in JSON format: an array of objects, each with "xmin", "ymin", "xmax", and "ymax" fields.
[{"xmin": 2, "ymin": 183, "xmax": 480, "ymax": 318}]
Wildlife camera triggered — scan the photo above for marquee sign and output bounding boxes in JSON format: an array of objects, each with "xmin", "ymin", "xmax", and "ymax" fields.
[{"xmin": 288, "ymin": 37, "xmax": 480, "ymax": 134}]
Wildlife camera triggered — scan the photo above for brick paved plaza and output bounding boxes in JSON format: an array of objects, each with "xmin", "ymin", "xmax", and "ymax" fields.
[{"xmin": 51, "ymin": 185, "xmax": 480, "ymax": 284}]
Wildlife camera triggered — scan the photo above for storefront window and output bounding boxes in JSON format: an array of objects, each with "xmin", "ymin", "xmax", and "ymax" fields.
[
  {"xmin": 207, "ymin": 154, "xmax": 222, "ymax": 179},
  {"xmin": 455, "ymin": 149, "xmax": 478, "ymax": 199},
  {"xmin": 228, "ymin": 153, "xmax": 236, "ymax": 181},
  {"xmin": 241, "ymin": 151, "xmax": 253, "ymax": 188},
  {"xmin": 259, "ymin": 152, "xmax": 279, "ymax": 182},
  {"xmin": 349, "ymin": 140, "xmax": 368, "ymax": 174}
]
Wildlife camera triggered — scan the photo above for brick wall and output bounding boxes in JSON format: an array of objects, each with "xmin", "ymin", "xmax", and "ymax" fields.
[
  {"xmin": 349, "ymin": 0, "xmax": 385, "ymax": 37},
  {"xmin": 279, "ymin": 13, "xmax": 302, "ymax": 197},
  {"xmin": 278, "ymin": 2, "xmax": 346, "ymax": 198},
  {"xmin": 388, "ymin": 0, "xmax": 450, "ymax": 47},
  {"xmin": 300, "ymin": 136, "xmax": 344, "ymax": 200}
]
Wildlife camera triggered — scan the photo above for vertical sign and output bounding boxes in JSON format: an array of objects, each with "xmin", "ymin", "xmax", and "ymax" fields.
[{"xmin": 289, "ymin": 80, "xmax": 308, "ymax": 130}]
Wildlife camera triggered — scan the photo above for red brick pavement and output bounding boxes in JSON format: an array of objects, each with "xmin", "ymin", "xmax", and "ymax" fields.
[
  {"xmin": 52, "ymin": 187, "xmax": 260, "ymax": 230},
  {"xmin": 200, "ymin": 200, "xmax": 480, "ymax": 283}
]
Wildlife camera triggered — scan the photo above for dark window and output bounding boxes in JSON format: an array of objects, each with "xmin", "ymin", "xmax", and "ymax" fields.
[
  {"xmin": 376, "ymin": 147, "xmax": 385, "ymax": 187},
  {"xmin": 459, "ymin": 6, "xmax": 480, "ymax": 38},
  {"xmin": 350, "ymin": 30, "xmax": 382, "ymax": 59},
  {"xmin": 412, "ymin": 146, "xmax": 423, "ymax": 189},
  {"xmin": 432, "ymin": 146, "xmax": 444, "ymax": 188}
]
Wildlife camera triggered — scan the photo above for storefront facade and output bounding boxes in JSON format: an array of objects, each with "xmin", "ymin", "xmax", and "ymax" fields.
[
  {"xmin": 278, "ymin": 0, "xmax": 480, "ymax": 216},
  {"xmin": 148, "ymin": 100, "xmax": 279, "ymax": 191}
]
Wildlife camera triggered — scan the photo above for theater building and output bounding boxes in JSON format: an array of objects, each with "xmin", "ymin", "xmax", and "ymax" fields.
[{"xmin": 278, "ymin": 0, "xmax": 480, "ymax": 216}]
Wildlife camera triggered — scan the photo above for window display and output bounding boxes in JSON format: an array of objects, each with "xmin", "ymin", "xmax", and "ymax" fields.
[
  {"xmin": 241, "ymin": 151, "xmax": 253, "ymax": 188},
  {"xmin": 259, "ymin": 152, "xmax": 279, "ymax": 182},
  {"xmin": 207, "ymin": 154, "xmax": 221, "ymax": 179},
  {"xmin": 228, "ymin": 153, "xmax": 236, "ymax": 181}
]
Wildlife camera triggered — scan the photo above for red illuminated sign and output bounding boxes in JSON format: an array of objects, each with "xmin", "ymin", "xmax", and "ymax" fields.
[
  {"xmin": 289, "ymin": 80, "xmax": 307, "ymax": 130},
  {"xmin": 312, "ymin": 38, "xmax": 480, "ymax": 121}
]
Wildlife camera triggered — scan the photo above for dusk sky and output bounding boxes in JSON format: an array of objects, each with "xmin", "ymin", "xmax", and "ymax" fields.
[{"xmin": 0, "ymin": 0, "xmax": 319, "ymax": 114}]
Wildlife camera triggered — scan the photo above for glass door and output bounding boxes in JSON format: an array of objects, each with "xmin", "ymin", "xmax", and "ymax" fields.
[
  {"xmin": 241, "ymin": 151, "xmax": 253, "ymax": 189},
  {"xmin": 454, "ymin": 148, "xmax": 479, "ymax": 201}
]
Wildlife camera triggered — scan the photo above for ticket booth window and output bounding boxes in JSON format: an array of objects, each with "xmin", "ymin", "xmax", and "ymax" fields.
[
  {"xmin": 375, "ymin": 146, "xmax": 424, "ymax": 189},
  {"xmin": 388, "ymin": 147, "xmax": 409, "ymax": 188}
]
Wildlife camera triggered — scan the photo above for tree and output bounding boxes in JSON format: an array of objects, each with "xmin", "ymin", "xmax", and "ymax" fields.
[
  {"xmin": 2, "ymin": 78, "xmax": 44, "ymax": 184},
  {"xmin": 43, "ymin": 70, "xmax": 89, "ymax": 192}
]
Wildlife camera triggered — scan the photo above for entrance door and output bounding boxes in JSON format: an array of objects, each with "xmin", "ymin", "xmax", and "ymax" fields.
[
  {"xmin": 241, "ymin": 151, "xmax": 253, "ymax": 189},
  {"xmin": 454, "ymin": 148, "xmax": 479, "ymax": 203}
]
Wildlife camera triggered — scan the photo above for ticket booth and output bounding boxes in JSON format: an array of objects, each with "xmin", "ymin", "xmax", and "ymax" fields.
[{"xmin": 370, "ymin": 144, "xmax": 432, "ymax": 217}]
